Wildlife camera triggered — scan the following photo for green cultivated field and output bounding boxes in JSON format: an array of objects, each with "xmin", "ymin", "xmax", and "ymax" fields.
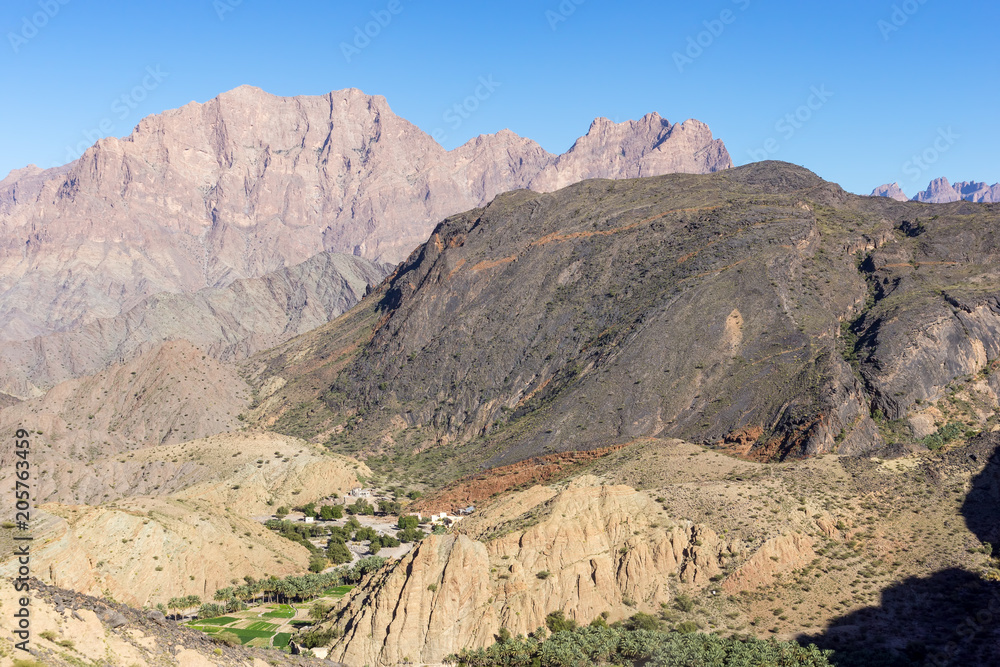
[
  {"xmin": 262, "ymin": 604, "xmax": 296, "ymax": 618},
  {"xmin": 192, "ymin": 616, "xmax": 238, "ymax": 626},
  {"xmin": 245, "ymin": 621, "xmax": 278, "ymax": 632}
]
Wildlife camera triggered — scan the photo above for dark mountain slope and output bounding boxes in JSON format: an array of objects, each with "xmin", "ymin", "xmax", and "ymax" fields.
[{"xmin": 248, "ymin": 162, "xmax": 1000, "ymax": 476}]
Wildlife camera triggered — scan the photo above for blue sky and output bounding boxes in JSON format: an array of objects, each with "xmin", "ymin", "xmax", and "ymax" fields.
[{"xmin": 1, "ymin": 0, "xmax": 996, "ymax": 196}]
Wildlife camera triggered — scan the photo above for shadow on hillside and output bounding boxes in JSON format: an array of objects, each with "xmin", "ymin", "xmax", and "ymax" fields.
[{"xmin": 798, "ymin": 438, "xmax": 1000, "ymax": 666}]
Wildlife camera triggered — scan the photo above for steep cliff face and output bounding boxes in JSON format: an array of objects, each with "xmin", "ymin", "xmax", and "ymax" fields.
[
  {"xmin": 849, "ymin": 214, "xmax": 1000, "ymax": 422},
  {"xmin": 0, "ymin": 85, "xmax": 730, "ymax": 342},
  {"xmin": 870, "ymin": 182, "xmax": 908, "ymax": 201},
  {"xmin": 321, "ymin": 477, "xmax": 727, "ymax": 665}
]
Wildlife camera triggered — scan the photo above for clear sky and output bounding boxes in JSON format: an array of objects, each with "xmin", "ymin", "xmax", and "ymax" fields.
[{"xmin": 1, "ymin": 0, "xmax": 997, "ymax": 196}]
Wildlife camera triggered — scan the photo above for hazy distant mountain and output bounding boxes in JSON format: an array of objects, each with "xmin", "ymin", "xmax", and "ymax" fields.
[
  {"xmin": 872, "ymin": 177, "xmax": 1000, "ymax": 203},
  {"xmin": 0, "ymin": 85, "xmax": 731, "ymax": 343},
  {"xmin": 0, "ymin": 250, "xmax": 386, "ymax": 398}
]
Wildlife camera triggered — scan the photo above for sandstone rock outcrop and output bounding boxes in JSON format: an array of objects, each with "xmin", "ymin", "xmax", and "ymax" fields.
[
  {"xmin": 0, "ymin": 499, "xmax": 310, "ymax": 608},
  {"xmin": 721, "ymin": 532, "xmax": 815, "ymax": 593},
  {"xmin": 0, "ymin": 85, "xmax": 730, "ymax": 342},
  {"xmin": 322, "ymin": 477, "xmax": 724, "ymax": 665}
]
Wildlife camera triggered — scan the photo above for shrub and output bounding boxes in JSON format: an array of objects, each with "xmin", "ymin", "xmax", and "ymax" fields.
[
  {"xmin": 214, "ymin": 631, "xmax": 241, "ymax": 647},
  {"xmin": 545, "ymin": 610, "xmax": 578, "ymax": 633},
  {"xmin": 447, "ymin": 620, "xmax": 833, "ymax": 666},
  {"xmin": 309, "ymin": 554, "xmax": 328, "ymax": 573},
  {"xmin": 673, "ymin": 594, "xmax": 695, "ymax": 612},
  {"xmin": 624, "ymin": 612, "xmax": 661, "ymax": 632},
  {"xmin": 397, "ymin": 526, "xmax": 426, "ymax": 543},
  {"xmin": 300, "ymin": 628, "xmax": 338, "ymax": 649}
]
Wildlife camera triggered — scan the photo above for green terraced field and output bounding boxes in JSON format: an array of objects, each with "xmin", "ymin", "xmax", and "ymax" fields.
[
  {"xmin": 246, "ymin": 621, "xmax": 278, "ymax": 632},
  {"xmin": 323, "ymin": 585, "xmax": 355, "ymax": 597},
  {"xmin": 189, "ymin": 616, "xmax": 238, "ymax": 626},
  {"xmin": 262, "ymin": 604, "xmax": 295, "ymax": 619},
  {"xmin": 273, "ymin": 633, "xmax": 292, "ymax": 648}
]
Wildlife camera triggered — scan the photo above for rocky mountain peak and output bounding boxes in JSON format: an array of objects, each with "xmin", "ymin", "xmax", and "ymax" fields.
[
  {"xmin": 870, "ymin": 182, "xmax": 909, "ymax": 201},
  {"xmin": 873, "ymin": 177, "xmax": 1000, "ymax": 203},
  {"xmin": 914, "ymin": 176, "xmax": 961, "ymax": 203}
]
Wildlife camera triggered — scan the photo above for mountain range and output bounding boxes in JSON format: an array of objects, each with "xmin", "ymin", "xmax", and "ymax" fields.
[
  {"xmin": 4, "ymin": 84, "xmax": 1000, "ymax": 666},
  {"xmin": 872, "ymin": 176, "xmax": 1000, "ymax": 203},
  {"xmin": 0, "ymin": 85, "xmax": 730, "ymax": 347}
]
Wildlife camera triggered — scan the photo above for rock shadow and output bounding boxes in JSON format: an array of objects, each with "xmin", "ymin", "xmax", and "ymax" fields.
[{"xmin": 798, "ymin": 434, "xmax": 1000, "ymax": 666}]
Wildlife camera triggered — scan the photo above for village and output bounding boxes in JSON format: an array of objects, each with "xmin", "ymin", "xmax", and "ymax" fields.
[
  {"xmin": 257, "ymin": 485, "xmax": 475, "ymax": 566},
  {"xmin": 168, "ymin": 486, "xmax": 479, "ymax": 653}
]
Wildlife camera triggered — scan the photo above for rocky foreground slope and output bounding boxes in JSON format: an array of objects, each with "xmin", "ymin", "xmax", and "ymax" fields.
[
  {"xmin": 0, "ymin": 85, "xmax": 730, "ymax": 342},
  {"xmin": 0, "ymin": 580, "xmax": 319, "ymax": 666},
  {"xmin": 249, "ymin": 161, "xmax": 1000, "ymax": 470}
]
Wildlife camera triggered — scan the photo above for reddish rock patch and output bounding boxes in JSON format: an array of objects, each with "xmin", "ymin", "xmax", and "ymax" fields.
[{"xmin": 413, "ymin": 444, "xmax": 627, "ymax": 512}]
